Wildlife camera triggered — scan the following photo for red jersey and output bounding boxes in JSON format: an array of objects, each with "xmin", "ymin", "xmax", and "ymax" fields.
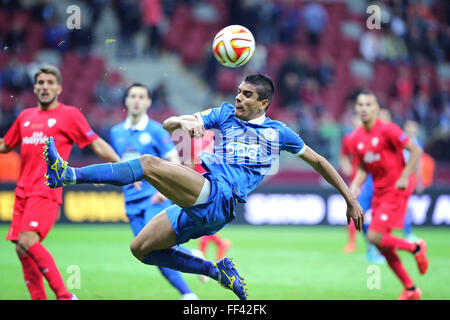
[
  {"xmin": 3, "ymin": 103, "xmax": 98, "ymax": 204},
  {"xmin": 352, "ymin": 119, "xmax": 410, "ymax": 193},
  {"xmin": 340, "ymin": 132, "xmax": 359, "ymax": 181}
]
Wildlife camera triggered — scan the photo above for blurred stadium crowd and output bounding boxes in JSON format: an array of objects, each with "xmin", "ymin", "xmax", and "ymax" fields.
[{"xmin": 0, "ymin": 0, "xmax": 449, "ymax": 178}]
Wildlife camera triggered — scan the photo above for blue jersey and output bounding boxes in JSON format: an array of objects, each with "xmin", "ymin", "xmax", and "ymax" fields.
[
  {"xmin": 110, "ymin": 115, "xmax": 177, "ymax": 202},
  {"xmin": 198, "ymin": 102, "xmax": 306, "ymax": 202}
]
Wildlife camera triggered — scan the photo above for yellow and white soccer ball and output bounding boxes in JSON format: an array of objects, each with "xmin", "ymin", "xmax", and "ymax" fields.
[{"xmin": 212, "ymin": 25, "xmax": 255, "ymax": 68}]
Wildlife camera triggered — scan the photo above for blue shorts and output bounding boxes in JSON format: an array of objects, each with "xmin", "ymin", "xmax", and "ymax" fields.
[
  {"xmin": 358, "ymin": 174, "xmax": 374, "ymax": 213},
  {"xmin": 126, "ymin": 197, "xmax": 172, "ymax": 236},
  {"xmin": 165, "ymin": 173, "xmax": 236, "ymax": 245}
]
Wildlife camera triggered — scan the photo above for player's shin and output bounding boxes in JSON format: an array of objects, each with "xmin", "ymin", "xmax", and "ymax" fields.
[
  {"xmin": 74, "ymin": 158, "xmax": 143, "ymax": 186},
  {"xmin": 142, "ymin": 247, "xmax": 220, "ymax": 280}
]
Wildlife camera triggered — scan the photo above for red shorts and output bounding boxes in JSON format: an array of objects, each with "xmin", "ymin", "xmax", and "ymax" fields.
[
  {"xmin": 5, "ymin": 196, "xmax": 60, "ymax": 242},
  {"xmin": 369, "ymin": 189, "xmax": 410, "ymax": 234}
]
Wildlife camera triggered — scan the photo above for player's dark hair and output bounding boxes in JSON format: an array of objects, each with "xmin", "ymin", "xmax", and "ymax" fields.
[
  {"xmin": 124, "ymin": 83, "xmax": 151, "ymax": 99},
  {"xmin": 34, "ymin": 65, "xmax": 62, "ymax": 84},
  {"xmin": 356, "ymin": 89, "xmax": 378, "ymax": 103},
  {"xmin": 244, "ymin": 74, "xmax": 275, "ymax": 110}
]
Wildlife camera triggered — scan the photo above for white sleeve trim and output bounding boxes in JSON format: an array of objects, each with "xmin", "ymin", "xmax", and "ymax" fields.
[
  {"xmin": 194, "ymin": 112, "xmax": 204, "ymax": 126},
  {"xmin": 295, "ymin": 144, "xmax": 308, "ymax": 157},
  {"xmin": 163, "ymin": 148, "xmax": 178, "ymax": 160}
]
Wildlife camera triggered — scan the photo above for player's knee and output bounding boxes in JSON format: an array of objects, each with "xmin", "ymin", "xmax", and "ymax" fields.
[
  {"xmin": 139, "ymin": 155, "xmax": 162, "ymax": 173},
  {"xmin": 15, "ymin": 243, "xmax": 27, "ymax": 257},
  {"xmin": 366, "ymin": 232, "xmax": 380, "ymax": 245},
  {"xmin": 129, "ymin": 239, "xmax": 148, "ymax": 261},
  {"xmin": 17, "ymin": 232, "xmax": 40, "ymax": 252}
]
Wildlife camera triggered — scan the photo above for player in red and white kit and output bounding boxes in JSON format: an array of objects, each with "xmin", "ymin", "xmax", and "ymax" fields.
[
  {"xmin": 0, "ymin": 65, "xmax": 120, "ymax": 300},
  {"xmin": 350, "ymin": 90, "xmax": 429, "ymax": 300}
]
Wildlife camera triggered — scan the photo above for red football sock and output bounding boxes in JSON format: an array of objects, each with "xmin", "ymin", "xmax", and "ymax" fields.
[
  {"xmin": 380, "ymin": 248, "xmax": 414, "ymax": 289},
  {"xmin": 209, "ymin": 234, "xmax": 223, "ymax": 245},
  {"xmin": 380, "ymin": 233, "xmax": 416, "ymax": 252},
  {"xmin": 348, "ymin": 221, "xmax": 356, "ymax": 244},
  {"xmin": 199, "ymin": 236, "xmax": 212, "ymax": 254},
  {"xmin": 27, "ymin": 242, "xmax": 71, "ymax": 300},
  {"xmin": 19, "ymin": 254, "xmax": 47, "ymax": 300}
]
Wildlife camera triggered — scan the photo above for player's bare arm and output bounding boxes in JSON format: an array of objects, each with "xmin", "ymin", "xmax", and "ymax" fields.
[
  {"xmin": 0, "ymin": 138, "xmax": 12, "ymax": 153},
  {"xmin": 339, "ymin": 154, "xmax": 353, "ymax": 178},
  {"xmin": 88, "ymin": 137, "xmax": 121, "ymax": 163},
  {"xmin": 163, "ymin": 114, "xmax": 205, "ymax": 138},
  {"xmin": 349, "ymin": 165, "xmax": 368, "ymax": 198},
  {"xmin": 396, "ymin": 140, "xmax": 423, "ymax": 190},
  {"xmin": 299, "ymin": 146, "xmax": 364, "ymax": 231}
]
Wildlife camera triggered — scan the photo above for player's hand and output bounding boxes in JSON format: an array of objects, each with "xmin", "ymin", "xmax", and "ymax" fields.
[
  {"xmin": 395, "ymin": 176, "xmax": 409, "ymax": 190},
  {"xmin": 346, "ymin": 200, "xmax": 364, "ymax": 232},
  {"xmin": 133, "ymin": 181, "xmax": 142, "ymax": 190},
  {"xmin": 150, "ymin": 192, "xmax": 167, "ymax": 204},
  {"xmin": 181, "ymin": 120, "xmax": 205, "ymax": 138}
]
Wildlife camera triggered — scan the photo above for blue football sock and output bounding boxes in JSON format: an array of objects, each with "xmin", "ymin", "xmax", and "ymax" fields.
[
  {"xmin": 74, "ymin": 159, "xmax": 143, "ymax": 186},
  {"xmin": 143, "ymin": 247, "xmax": 219, "ymax": 280},
  {"xmin": 404, "ymin": 210, "xmax": 413, "ymax": 236},
  {"xmin": 362, "ymin": 223, "xmax": 369, "ymax": 235},
  {"xmin": 159, "ymin": 267, "xmax": 192, "ymax": 295}
]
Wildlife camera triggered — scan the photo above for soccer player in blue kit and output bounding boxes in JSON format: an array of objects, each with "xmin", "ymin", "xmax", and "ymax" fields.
[
  {"xmin": 44, "ymin": 74, "xmax": 364, "ymax": 300},
  {"xmin": 109, "ymin": 83, "xmax": 198, "ymax": 300}
]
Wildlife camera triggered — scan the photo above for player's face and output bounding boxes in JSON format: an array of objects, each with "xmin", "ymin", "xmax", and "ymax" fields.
[
  {"xmin": 34, "ymin": 73, "xmax": 61, "ymax": 107},
  {"xmin": 125, "ymin": 86, "xmax": 151, "ymax": 117},
  {"xmin": 234, "ymin": 82, "xmax": 268, "ymax": 121},
  {"xmin": 355, "ymin": 94, "xmax": 379, "ymax": 124}
]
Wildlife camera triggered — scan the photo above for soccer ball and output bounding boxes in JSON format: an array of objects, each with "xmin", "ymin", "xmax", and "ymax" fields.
[{"xmin": 212, "ymin": 25, "xmax": 255, "ymax": 68}]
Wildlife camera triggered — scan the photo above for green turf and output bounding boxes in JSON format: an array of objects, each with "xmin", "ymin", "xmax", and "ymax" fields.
[{"xmin": 0, "ymin": 224, "xmax": 449, "ymax": 300}]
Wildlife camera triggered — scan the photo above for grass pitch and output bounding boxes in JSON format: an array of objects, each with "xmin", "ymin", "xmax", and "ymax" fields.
[{"xmin": 0, "ymin": 224, "xmax": 449, "ymax": 300}]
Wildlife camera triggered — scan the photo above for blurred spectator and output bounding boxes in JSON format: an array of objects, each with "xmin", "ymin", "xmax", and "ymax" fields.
[
  {"xmin": 360, "ymin": 30, "xmax": 384, "ymax": 63},
  {"xmin": 277, "ymin": 0, "xmax": 301, "ymax": 45},
  {"xmin": 408, "ymin": 92, "xmax": 435, "ymax": 130},
  {"xmin": 1, "ymin": 57, "xmax": 32, "ymax": 92},
  {"xmin": 317, "ymin": 108, "xmax": 340, "ymax": 164},
  {"xmin": 4, "ymin": 19, "xmax": 26, "ymax": 53},
  {"xmin": 300, "ymin": 78, "xmax": 323, "ymax": 108},
  {"xmin": 43, "ymin": 16, "xmax": 69, "ymax": 49},
  {"xmin": 423, "ymin": 27, "xmax": 445, "ymax": 63},
  {"xmin": 277, "ymin": 51, "xmax": 310, "ymax": 109},
  {"xmin": 82, "ymin": 0, "xmax": 107, "ymax": 29},
  {"xmin": 30, "ymin": 0, "xmax": 55, "ymax": 23},
  {"xmin": 228, "ymin": 0, "xmax": 259, "ymax": 33},
  {"xmin": 396, "ymin": 66, "xmax": 414, "ymax": 106},
  {"xmin": 141, "ymin": 0, "xmax": 164, "ymax": 56},
  {"xmin": 316, "ymin": 53, "xmax": 334, "ymax": 86},
  {"xmin": 0, "ymin": 0, "xmax": 22, "ymax": 11},
  {"xmin": 301, "ymin": 2, "xmax": 329, "ymax": 47},
  {"xmin": 150, "ymin": 82, "xmax": 170, "ymax": 112},
  {"xmin": 254, "ymin": 0, "xmax": 281, "ymax": 45},
  {"xmin": 112, "ymin": 0, "xmax": 141, "ymax": 58},
  {"xmin": 94, "ymin": 71, "xmax": 125, "ymax": 108},
  {"xmin": 383, "ymin": 28, "xmax": 409, "ymax": 63}
]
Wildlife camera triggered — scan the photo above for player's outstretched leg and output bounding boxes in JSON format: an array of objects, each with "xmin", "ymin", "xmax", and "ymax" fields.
[{"xmin": 43, "ymin": 137, "xmax": 205, "ymax": 208}]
